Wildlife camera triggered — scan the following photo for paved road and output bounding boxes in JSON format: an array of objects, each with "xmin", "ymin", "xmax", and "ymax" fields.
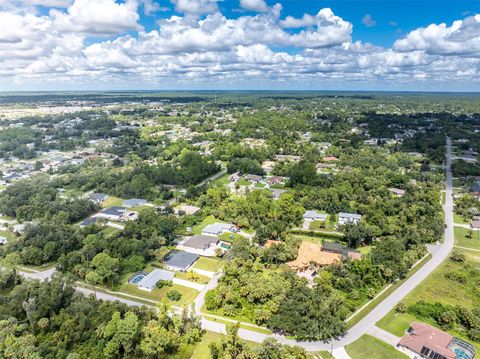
[
  {"xmin": 7, "ymin": 138, "xmax": 455, "ymax": 353},
  {"xmin": 195, "ymin": 169, "xmax": 227, "ymax": 188},
  {"xmin": 196, "ymin": 137, "xmax": 455, "ymax": 351}
]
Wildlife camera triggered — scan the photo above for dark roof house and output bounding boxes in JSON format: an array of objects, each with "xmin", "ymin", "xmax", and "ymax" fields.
[
  {"xmin": 163, "ymin": 250, "xmax": 199, "ymax": 272},
  {"xmin": 183, "ymin": 235, "xmax": 220, "ymax": 250}
]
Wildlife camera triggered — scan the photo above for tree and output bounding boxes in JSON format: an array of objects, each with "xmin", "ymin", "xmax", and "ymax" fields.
[
  {"xmin": 341, "ymin": 223, "xmax": 375, "ymax": 248},
  {"xmin": 100, "ymin": 311, "xmax": 140, "ymax": 358},
  {"xmin": 3, "ymin": 253, "xmax": 21, "ymax": 277},
  {"xmin": 90, "ymin": 252, "xmax": 120, "ymax": 287},
  {"xmin": 139, "ymin": 320, "xmax": 179, "ymax": 357}
]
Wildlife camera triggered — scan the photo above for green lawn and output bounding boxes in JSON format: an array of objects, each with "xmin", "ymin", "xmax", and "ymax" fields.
[
  {"xmin": 345, "ymin": 335, "xmax": 409, "ymax": 359},
  {"xmin": 193, "ymin": 257, "xmax": 224, "ymax": 272},
  {"xmin": 454, "ymin": 213, "xmax": 470, "ymax": 225},
  {"xmin": 212, "ymin": 173, "xmax": 230, "ymax": 186},
  {"xmin": 174, "ymin": 270, "xmax": 210, "ymax": 284},
  {"xmin": 0, "ymin": 230, "xmax": 15, "ymax": 242},
  {"xmin": 101, "ymin": 196, "xmax": 123, "ymax": 208},
  {"xmin": 236, "ymin": 178, "xmax": 251, "ymax": 186},
  {"xmin": 117, "ymin": 282, "xmax": 199, "ymax": 307},
  {"xmin": 190, "ymin": 331, "xmax": 225, "ymax": 359},
  {"xmin": 192, "ymin": 215, "xmax": 225, "ymax": 235},
  {"xmin": 454, "ymin": 226, "xmax": 480, "ymax": 250},
  {"xmin": 203, "ymin": 315, "xmax": 272, "ymax": 334},
  {"xmin": 219, "ymin": 232, "xmax": 246, "ymax": 243},
  {"xmin": 377, "ymin": 248, "xmax": 480, "ymax": 352}
]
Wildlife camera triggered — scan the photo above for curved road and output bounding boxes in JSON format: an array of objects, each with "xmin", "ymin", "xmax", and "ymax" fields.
[
  {"xmin": 10, "ymin": 138, "xmax": 454, "ymax": 353},
  {"xmin": 196, "ymin": 137, "xmax": 455, "ymax": 351}
]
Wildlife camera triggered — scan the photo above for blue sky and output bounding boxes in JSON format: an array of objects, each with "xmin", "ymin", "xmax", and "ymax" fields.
[{"xmin": 1, "ymin": 0, "xmax": 480, "ymax": 91}]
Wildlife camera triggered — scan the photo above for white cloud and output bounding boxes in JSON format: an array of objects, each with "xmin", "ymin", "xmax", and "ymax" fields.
[
  {"xmin": 361, "ymin": 14, "xmax": 376, "ymax": 27},
  {"xmin": 239, "ymin": 0, "xmax": 268, "ymax": 12},
  {"xmin": 1, "ymin": 2, "xmax": 480, "ymax": 90},
  {"xmin": 394, "ymin": 15, "xmax": 480, "ymax": 56},
  {"xmin": 51, "ymin": 0, "xmax": 140, "ymax": 35},
  {"xmin": 171, "ymin": 0, "xmax": 218, "ymax": 15}
]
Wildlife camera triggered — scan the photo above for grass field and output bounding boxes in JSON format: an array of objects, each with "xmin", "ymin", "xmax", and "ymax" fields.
[
  {"xmin": 212, "ymin": 173, "xmax": 230, "ymax": 186},
  {"xmin": 117, "ymin": 282, "xmax": 199, "ymax": 306},
  {"xmin": 219, "ymin": 232, "xmax": 246, "ymax": 243},
  {"xmin": 101, "ymin": 196, "xmax": 123, "ymax": 208},
  {"xmin": 377, "ymin": 248, "xmax": 480, "ymax": 352},
  {"xmin": 454, "ymin": 213, "xmax": 470, "ymax": 225},
  {"xmin": 203, "ymin": 315, "xmax": 272, "ymax": 334},
  {"xmin": 174, "ymin": 270, "xmax": 210, "ymax": 284},
  {"xmin": 193, "ymin": 257, "xmax": 224, "ymax": 272},
  {"xmin": 0, "ymin": 230, "xmax": 15, "ymax": 242},
  {"xmin": 345, "ymin": 335, "xmax": 409, "ymax": 359},
  {"xmin": 190, "ymin": 331, "xmax": 224, "ymax": 359},
  {"xmin": 454, "ymin": 226, "xmax": 480, "ymax": 250}
]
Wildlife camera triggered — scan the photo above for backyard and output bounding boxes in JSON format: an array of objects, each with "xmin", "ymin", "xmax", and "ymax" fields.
[{"xmin": 345, "ymin": 335, "xmax": 409, "ymax": 359}]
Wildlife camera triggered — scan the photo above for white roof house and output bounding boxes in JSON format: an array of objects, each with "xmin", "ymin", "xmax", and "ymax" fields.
[
  {"xmin": 338, "ymin": 212, "xmax": 362, "ymax": 225},
  {"xmin": 303, "ymin": 210, "xmax": 328, "ymax": 221},
  {"xmin": 202, "ymin": 223, "xmax": 236, "ymax": 236},
  {"xmin": 122, "ymin": 198, "xmax": 147, "ymax": 207},
  {"xmin": 138, "ymin": 269, "xmax": 175, "ymax": 291},
  {"xmin": 0, "ymin": 236, "xmax": 8, "ymax": 245}
]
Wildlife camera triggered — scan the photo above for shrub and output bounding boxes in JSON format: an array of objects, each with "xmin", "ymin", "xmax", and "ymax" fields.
[
  {"xmin": 444, "ymin": 271, "xmax": 467, "ymax": 284},
  {"xmin": 166, "ymin": 289, "xmax": 181, "ymax": 301},
  {"xmin": 396, "ymin": 302, "xmax": 407, "ymax": 314},
  {"xmin": 450, "ymin": 251, "xmax": 466, "ymax": 262}
]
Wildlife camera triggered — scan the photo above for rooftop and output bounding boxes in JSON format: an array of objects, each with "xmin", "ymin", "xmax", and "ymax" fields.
[
  {"xmin": 123, "ymin": 198, "xmax": 147, "ymax": 207},
  {"xmin": 287, "ymin": 241, "xmax": 341, "ymax": 270},
  {"xmin": 183, "ymin": 235, "xmax": 220, "ymax": 250},
  {"xmin": 163, "ymin": 250, "xmax": 199, "ymax": 270},
  {"xmin": 202, "ymin": 222, "xmax": 235, "ymax": 235},
  {"xmin": 100, "ymin": 206, "xmax": 126, "ymax": 216},
  {"xmin": 339, "ymin": 212, "xmax": 362, "ymax": 220},
  {"xmin": 399, "ymin": 322, "xmax": 456, "ymax": 359},
  {"xmin": 138, "ymin": 269, "xmax": 174, "ymax": 289}
]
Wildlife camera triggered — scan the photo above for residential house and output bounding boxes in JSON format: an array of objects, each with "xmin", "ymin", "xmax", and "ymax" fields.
[
  {"xmin": 122, "ymin": 198, "xmax": 147, "ymax": 207},
  {"xmin": 321, "ymin": 241, "xmax": 362, "ymax": 260},
  {"xmin": 398, "ymin": 322, "xmax": 475, "ymax": 359},
  {"xmin": 275, "ymin": 155, "xmax": 301, "ymax": 162},
  {"xmin": 88, "ymin": 193, "xmax": 108, "ymax": 203},
  {"xmin": 178, "ymin": 235, "xmax": 221, "ymax": 256},
  {"xmin": 388, "ymin": 187, "xmax": 406, "ymax": 197},
  {"xmin": 0, "ymin": 236, "xmax": 7, "ymax": 245},
  {"xmin": 163, "ymin": 250, "xmax": 199, "ymax": 272},
  {"xmin": 137, "ymin": 269, "xmax": 175, "ymax": 291},
  {"xmin": 80, "ymin": 217, "xmax": 101, "ymax": 227},
  {"xmin": 303, "ymin": 210, "xmax": 327, "ymax": 229},
  {"xmin": 265, "ymin": 176, "xmax": 285, "ymax": 186},
  {"xmin": 245, "ymin": 174, "xmax": 263, "ymax": 183},
  {"xmin": 228, "ymin": 172, "xmax": 242, "ymax": 182},
  {"xmin": 261, "ymin": 160, "xmax": 276, "ymax": 174},
  {"xmin": 287, "ymin": 241, "xmax": 341, "ymax": 277},
  {"xmin": 96, "ymin": 206, "xmax": 127, "ymax": 221},
  {"xmin": 202, "ymin": 223, "xmax": 237, "ymax": 236},
  {"xmin": 338, "ymin": 212, "xmax": 362, "ymax": 225}
]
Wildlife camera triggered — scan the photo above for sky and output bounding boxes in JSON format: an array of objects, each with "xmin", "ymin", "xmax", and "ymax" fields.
[{"xmin": 1, "ymin": 0, "xmax": 480, "ymax": 92}]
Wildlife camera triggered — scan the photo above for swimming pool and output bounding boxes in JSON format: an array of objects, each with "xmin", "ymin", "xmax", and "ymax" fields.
[{"xmin": 128, "ymin": 272, "xmax": 147, "ymax": 284}]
